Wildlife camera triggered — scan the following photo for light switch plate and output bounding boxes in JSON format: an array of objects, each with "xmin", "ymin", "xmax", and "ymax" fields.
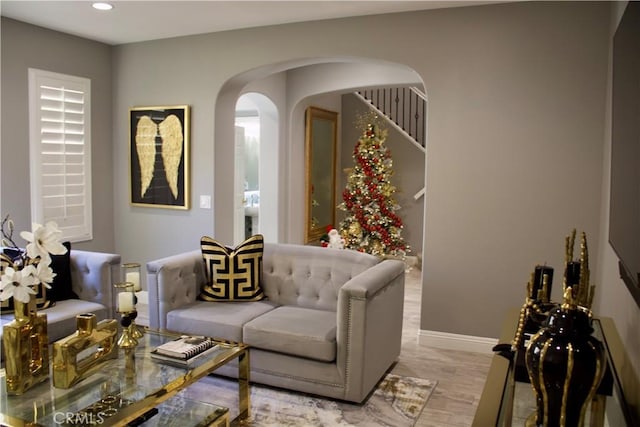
[{"xmin": 199, "ymin": 195, "xmax": 211, "ymax": 209}]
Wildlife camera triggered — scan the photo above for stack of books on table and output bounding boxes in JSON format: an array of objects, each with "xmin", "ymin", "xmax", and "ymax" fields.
[{"xmin": 151, "ymin": 336, "xmax": 218, "ymax": 368}]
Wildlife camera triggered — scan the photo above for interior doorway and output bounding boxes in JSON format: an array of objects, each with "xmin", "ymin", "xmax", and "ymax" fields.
[
  {"xmin": 233, "ymin": 92, "xmax": 279, "ymax": 245},
  {"xmin": 215, "ymin": 59, "xmax": 425, "ymax": 247}
]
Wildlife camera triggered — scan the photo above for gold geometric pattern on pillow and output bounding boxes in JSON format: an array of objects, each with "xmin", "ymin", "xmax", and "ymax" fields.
[{"xmin": 199, "ymin": 234, "xmax": 265, "ymax": 301}]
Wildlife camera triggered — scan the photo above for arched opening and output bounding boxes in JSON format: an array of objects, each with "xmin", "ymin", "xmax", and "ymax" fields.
[{"xmin": 214, "ymin": 57, "xmax": 427, "ymax": 253}]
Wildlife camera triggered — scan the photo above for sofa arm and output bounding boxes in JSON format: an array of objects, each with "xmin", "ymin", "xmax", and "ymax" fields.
[
  {"xmin": 146, "ymin": 250, "xmax": 205, "ymax": 330},
  {"xmin": 70, "ymin": 250, "xmax": 121, "ymax": 315},
  {"xmin": 337, "ymin": 258, "xmax": 405, "ymax": 402}
]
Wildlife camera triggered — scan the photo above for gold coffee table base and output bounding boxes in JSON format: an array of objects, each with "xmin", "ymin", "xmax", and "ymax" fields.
[{"xmin": 1, "ymin": 329, "xmax": 249, "ymax": 427}]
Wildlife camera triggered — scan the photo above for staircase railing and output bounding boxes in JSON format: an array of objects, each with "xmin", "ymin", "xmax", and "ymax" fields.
[
  {"xmin": 354, "ymin": 86, "xmax": 427, "ymax": 200},
  {"xmin": 355, "ymin": 86, "xmax": 427, "ymax": 150}
]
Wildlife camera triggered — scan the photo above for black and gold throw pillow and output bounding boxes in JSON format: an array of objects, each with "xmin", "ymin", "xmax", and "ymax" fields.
[
  {"xmin": 48, "ymin": 241, "xmax": 77, "ymax": 301},
  {"xmin": 199, "ymin": 234, "xmax": 265, "ymax": 301}
]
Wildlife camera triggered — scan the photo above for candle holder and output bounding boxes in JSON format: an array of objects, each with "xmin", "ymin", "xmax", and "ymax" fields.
[
  {"xmin": 122, "ymin": 263, "xmax": 142, "ymax": 292},
  {"xmin": 121, "ymin": 262, "xmax": 144, "ymax": 340},
  {"xmin": 114, "ymin": 282, "xmax": 139, "ymax": 349}
]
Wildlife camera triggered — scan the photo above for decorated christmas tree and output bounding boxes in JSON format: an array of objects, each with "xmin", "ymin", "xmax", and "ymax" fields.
[{"xmin": 338, "ymin": 116, "xmax": 408, "ymax": 257}]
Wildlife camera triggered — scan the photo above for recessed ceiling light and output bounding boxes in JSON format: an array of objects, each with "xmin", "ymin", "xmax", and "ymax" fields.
[{"xmin": 92, "ymin": 2, "xmax": 114, "ymax": 11}]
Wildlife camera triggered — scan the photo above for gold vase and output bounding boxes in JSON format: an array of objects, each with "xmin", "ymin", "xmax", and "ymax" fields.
[{"xmin": 2, "ymin": 296, "xmax": 50, "ymax": 395}]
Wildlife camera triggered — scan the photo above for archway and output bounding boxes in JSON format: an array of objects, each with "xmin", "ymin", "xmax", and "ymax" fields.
[{"xmin": 214, "ymin": 57, "xmax": 427, "ymax": 248}]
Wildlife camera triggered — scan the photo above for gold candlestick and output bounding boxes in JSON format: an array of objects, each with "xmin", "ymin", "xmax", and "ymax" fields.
[
  {"xmin": 118, "ymin": 262, "xmax": 145, "ymax": 340},
  {"xmin": 116, "ymin": 311, "xmax": 139, "ymax": 349},
  {"xmin": 127, "ymin": 310, "xmax": 144, "ymax": 340},
  {"xmin": 114, "ymin": 282, "xmax": 139, "ymax": 348}
]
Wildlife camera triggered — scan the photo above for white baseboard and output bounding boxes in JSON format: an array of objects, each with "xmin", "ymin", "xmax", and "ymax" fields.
[{"xmin": 418, "ymin": 329, "xmax": 498, "ymax": 354}]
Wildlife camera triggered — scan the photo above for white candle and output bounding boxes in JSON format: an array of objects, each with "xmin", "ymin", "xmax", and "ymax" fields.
[
  {"xmin": 118, "ymin": 292, "xmax": 135, "ymax": 312},
  {"xmin": 126, "ymin": 271, "xmax": 141, "ymax": 292}
]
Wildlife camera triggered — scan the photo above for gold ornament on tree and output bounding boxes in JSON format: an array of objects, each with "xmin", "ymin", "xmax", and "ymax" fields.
[{"xmin": 348, "ymin": 221, "xmax": 362, "ymax": 237}]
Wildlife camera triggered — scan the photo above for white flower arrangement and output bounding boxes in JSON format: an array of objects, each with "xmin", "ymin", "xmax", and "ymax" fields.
[{"xmin": 0, "ymin": 215, "xmax": 67, "ymax": 304}]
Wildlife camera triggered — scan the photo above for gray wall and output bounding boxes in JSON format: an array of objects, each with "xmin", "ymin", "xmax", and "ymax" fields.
[
  {"xmin": 0, "ymin": 18, "xmax": 114, "ymax": 252},
  {"xmin": 109, "ymin": 1, "xmax": 611, "ymax": 339},
  {"xmin": 2, "ymin": 2, "xmax": 638, "ymax": 376}
]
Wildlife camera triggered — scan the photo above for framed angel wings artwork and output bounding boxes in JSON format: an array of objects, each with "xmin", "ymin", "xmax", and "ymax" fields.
[{"xmin": 129, "ymin": 105, "xmax": 190, "ymax": 209}]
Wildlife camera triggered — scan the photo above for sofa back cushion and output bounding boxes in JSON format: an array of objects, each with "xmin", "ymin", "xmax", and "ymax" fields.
[{"xmin": 261, "ymin": 243, "xmax": 379, "ymax": 311}]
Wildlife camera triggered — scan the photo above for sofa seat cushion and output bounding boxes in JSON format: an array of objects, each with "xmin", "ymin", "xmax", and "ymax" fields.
[
  {"xmin": 243, "ymin": 306, "xmax": 337, "ymax": 362},
  {"xmin": 166, "ymin": 300, "xmax": 276, "ymax": 342}
]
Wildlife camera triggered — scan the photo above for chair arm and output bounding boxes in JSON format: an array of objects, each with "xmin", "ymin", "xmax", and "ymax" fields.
[
  {"xmin": 70, "ymin": 250, "xmax": 121, "ymax": 315},
  {"xmin": 337, "ymin": 258, "xmax": 405, "ymax": 402},
  {"xmin": 146, "ymin": 250, "xmax": 205, "ymax": 330}
]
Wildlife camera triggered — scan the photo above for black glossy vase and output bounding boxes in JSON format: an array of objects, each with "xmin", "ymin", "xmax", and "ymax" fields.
[{"xmin": 525, "ymin": 305, "xmax": 605, "ymax": 427}]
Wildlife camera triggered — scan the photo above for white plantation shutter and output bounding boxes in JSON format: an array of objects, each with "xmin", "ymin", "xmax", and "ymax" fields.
[{"xmin": 28, "ymin": 69, "xmax": 92, "ymax": 242}]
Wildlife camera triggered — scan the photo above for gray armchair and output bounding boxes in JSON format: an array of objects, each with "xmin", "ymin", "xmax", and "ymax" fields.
[{"xmin": 1, "ymin": 249, "xmax": 121, "ymax": 345}]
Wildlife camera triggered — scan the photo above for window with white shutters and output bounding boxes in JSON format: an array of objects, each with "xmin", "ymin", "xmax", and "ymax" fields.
[{"xmin": 28, "ymin": 69, "xmax": 92, "ymax": 242}]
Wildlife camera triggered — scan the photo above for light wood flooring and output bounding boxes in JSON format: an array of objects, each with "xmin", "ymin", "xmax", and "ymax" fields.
[{"xmin": 391, "ymin": 267, "xmax": 493, "ymax": 426}]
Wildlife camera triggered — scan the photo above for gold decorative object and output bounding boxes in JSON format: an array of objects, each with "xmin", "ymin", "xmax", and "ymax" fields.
[
  {"xmin": 524, "ymin": 229, "xmax": 605, "ymax": 427},
  {"xmin": 114, "ymin": 282, "xmax": 141, "ymax": 348},
  {"xmin": 2, "ymin": 297, "xmax": 49, "ymax": 395},
  {"xmin": 121, "ymin": 262, "xmax": 144, "ymax": 340},
  {"xmin": 563, "ymin": 229, "xmax": 596, "ymax": 310},
  {"xmin": 52, "ymin": 313, "xmax": 118, "ymax": 389},
  {"xmin": 1, "ymin": 216, "xmax": 68, "ymax": 394},
  {"xmin": 511, "ymin": 267, "xmax": 555, "ymax": 351}
]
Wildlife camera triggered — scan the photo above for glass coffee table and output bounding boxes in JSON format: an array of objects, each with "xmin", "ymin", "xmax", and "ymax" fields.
[{"xmin": 0, "ymin": 329, "xmax": 250, "ymax": 426}]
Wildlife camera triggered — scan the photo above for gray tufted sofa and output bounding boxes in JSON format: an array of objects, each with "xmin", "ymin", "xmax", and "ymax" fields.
[
  {"xmin": 146, "ymin": 243, "xmax": 405, "ymax": 403},
  {"xmin": 0, "ymin": 250, "xmax": 121, "ymax": 347}
]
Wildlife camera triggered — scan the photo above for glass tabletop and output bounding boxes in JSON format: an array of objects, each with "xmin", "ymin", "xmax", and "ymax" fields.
[
  {"xmin": 0, "ymin": 329, "xmax": 244, "ymax": 426},
  {"xmin": 143, "ymin": 397, "xmax": 228, "ymax": 427}
]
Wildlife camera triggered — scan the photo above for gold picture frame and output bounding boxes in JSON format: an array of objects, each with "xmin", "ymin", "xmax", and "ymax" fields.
[{"xmin": 129, "ymin": 105, "xmax": 190, "ymax": 209}]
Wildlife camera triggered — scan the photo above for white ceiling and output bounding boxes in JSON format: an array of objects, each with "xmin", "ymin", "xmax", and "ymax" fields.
[{"xmin": 0, "ymin": 0, "xmax": 502, "ymax": 45}]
